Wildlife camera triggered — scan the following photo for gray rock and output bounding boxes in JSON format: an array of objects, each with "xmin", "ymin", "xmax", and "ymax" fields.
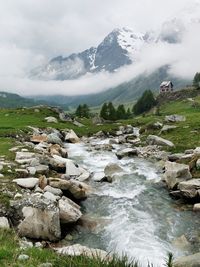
[
  {"xmin": 45, "ymin": 116, "xmax": 58, "ymax": 123},
  {"xmin": 116, "ymin": 148, "xmax": 138, "ymax": 159},
  {"xmin": 18, "ymin": 254, "xmax": 30, "ymax": 261},
  {"xmin": 196, "ymin": 159, "xmax": 200, "ymax": 170},
  {"xmin": 92, "ymin": 172, "xmax": 106, "ymax": 182},
  {"xmin": 178, "ymin": 179, "xmax": 200, "ymax": 198},
  {"xmin": 153, "ymin": 122, "xmax": 163, "ymax": 129},
  {"xmin": 44, "ymin": 185, "xmax": 63, "ymax": 196},
  {"xmin": 43, "ymin": 191, "xmax": 60, "ymax": 202},
  {"xmin": 160, "ymin": 125, "xmax": 177, "ymax": 133},
  {"xmin": 13, "ymin": 195, "xmax": 61, "ymax": 241},
  {"xmin": 47, "ymin": 133, "xmax": 63, "ymax": 146},
  {"xmin": 165, "ymin": 114, "xmax": 186, "ymax": 122},
  {"xmin": 55, "ymin": 244, "xmax": 111, "ymax": 261},
  {"xmin": 168, "ymin": 153, "xmax": 184, "ymax": 162},
  {"xmin": 174, "ymin": 252, "xmax": 200, "ymax": 267},
  {"xmin": 49, "ymin": 178, "xmax": 90, "ymax": 200},
  {"xmin": 59, "ymin": 196, "xmax": 82, "ymax": 224},
  {"xmin": 0, "ymin": 217, "xmax": 10, "ymax": 229},
  {"xmin": 65, "ymin": 158, "xmax": 81, "ymax": 176},
  {"xmin": 35, "ymin": 165, "xmax": 49, "ymax": 175},
  {"xmin": 65, "ymin": 129, "xmax": 80, "ymax": 143},
  {"xmin": 13, "ymin": 178, "xmax": 39, "ymax": 189},
  {"xmin": 77, "ymin": 167, "xmax": 90, "ymax": 182},
  {"xmin": 19, "ymin": 239, "xmax": 33, "ymax": 249},
  {"xmin": 15, "ymin": 152, "xmax": 36, "ymax": 160},
  {"xmin": 147, "ymin": 135, "xmax": 174, "ymax": 147},
  {"xmin": 193, "ymin": 203, "xmax": 200, "ymax": 211},
  {"xmin": 104, "ymin": 163, "xmax": 123, "ymax": 182},
  {"xmin": 163, "ymin": 161, "xmax": 192, "ymax": 189}
]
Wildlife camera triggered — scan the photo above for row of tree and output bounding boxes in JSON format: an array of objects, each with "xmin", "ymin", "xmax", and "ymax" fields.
[
  {"xmin": 100, "ymin": 102, "xmax": 131, "ymax": 121},
  {"xmin": 75, "ymin": 90, "xmax": 157, "ymax": 120},
  {"xmin": 75, "ymin": 104, "xmax": 90, "ymax": 118}
]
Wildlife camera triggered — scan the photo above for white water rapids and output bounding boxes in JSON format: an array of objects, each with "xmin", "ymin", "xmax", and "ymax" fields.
[{"xmin": 65, "ymin": 138, "xmax": 200, "ymax": 267}]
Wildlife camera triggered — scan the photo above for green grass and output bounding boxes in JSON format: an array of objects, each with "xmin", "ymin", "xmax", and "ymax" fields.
[{"xmin": 0, "ymin": 229, "xmax": 174, "ymax": 267}]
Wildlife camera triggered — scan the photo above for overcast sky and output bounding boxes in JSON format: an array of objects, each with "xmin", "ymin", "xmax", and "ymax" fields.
[{"xmin": 0, "ymin": 0, "xmax": 200, "ymax": 96}]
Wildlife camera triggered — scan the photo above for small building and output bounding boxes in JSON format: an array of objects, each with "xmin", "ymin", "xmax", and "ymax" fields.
[{"xmin": 160, "ymin": 81, "xmax": 173, "ymax": 93}]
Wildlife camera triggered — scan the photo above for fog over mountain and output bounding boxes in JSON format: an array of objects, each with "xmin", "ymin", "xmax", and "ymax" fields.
[{"xmin": 0, "ymin": 0, "xmax": 200, "ymax": 96}]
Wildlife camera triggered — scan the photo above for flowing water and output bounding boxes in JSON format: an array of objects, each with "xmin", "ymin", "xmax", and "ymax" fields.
[{"xmin": 66, "ymin": 138, "xmax": 200, "ymax": 266}]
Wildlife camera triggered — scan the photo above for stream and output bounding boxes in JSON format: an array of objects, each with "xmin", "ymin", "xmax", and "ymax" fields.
[{"xmin": 66, "ymin": 138, "xmax": 200, "ymax": 266}]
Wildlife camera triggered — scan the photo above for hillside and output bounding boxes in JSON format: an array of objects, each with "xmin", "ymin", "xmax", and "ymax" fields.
[
  {"xmin": 34, "ymin": 66, "xmax": 190, "ymax": 108},
  {"xmin": 0, "ymin": 92, "xmax": 62, "ymax": 109}
]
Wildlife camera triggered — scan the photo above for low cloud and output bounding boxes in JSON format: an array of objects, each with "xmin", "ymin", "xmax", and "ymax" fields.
[{"xmin": 0, "ymin": 0, "xmax": 199, "ymax": 96}]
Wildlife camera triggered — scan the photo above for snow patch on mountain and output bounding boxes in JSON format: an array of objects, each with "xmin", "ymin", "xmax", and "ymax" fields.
[{"xmin": 116, "ymin": 27, "xmax": 145, "ymax": 57}]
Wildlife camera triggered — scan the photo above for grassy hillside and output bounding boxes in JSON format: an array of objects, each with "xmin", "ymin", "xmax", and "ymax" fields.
[
  {"xmin": 0, "ymin": 92, "xmax": 61, "ymax": 109},
  {"xmin": 0, "ymin": 89, "xmax": 200, "ymax": 160}
]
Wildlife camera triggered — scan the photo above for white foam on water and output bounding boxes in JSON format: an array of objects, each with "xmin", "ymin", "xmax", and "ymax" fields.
[
  {"xmin": 65, "ymin": 140, "xmax": 192, "ymax": 266},
  {"xmin": 103, "ymin": 204, "xmax": 171, "ymax": 267}
]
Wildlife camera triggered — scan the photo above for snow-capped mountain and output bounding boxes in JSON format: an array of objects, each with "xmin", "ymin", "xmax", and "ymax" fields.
[{"xmin": 31, "ymin": 27, "xmax": 148, "ymax": 80}]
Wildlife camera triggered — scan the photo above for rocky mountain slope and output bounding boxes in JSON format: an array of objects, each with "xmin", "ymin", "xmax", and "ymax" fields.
[{"xmin": 30, "ymin": 27, "xmax": 150, "ymax": 80}]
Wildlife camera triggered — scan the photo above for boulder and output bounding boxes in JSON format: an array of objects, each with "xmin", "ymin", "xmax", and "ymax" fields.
[
  {"xmin": 15, "ymin": 152, "xmax": 36, "ymax": 160},
  {"xmin": 92, "ymin": 172, "xmax": 106, "ymax": 182},
  {"xmin": 116, "ymin": 148, "xmax": 138, "ymax": 159},
  {"xmin": 178, "ymin": 179, "xmax": 200, "ymax": 198},
  {"xmin": 58, "ymin": 196, "xmax": 82, "ymax": 224},
  {"xmin": 77, "ymin": 167, "xmax": 91, "ymax": 182},
  {"xmin": 65, "ymin": 159, "xmax": 81, "ymax": 176},
  {"xmin": 49, "ymin": 178, "xmax": 90, "ymax": 200},
  {"xmin": 49, "ymin": 144, "xmax": 68, "ymax": 158},
  {"xmin": 47, "ymin": 133, "xmax": 63, "ymax": 146},
  {"xmin": 194, "ymin": 147, "xmax": 200, "ymax": 156},
  {"xmin": 11, "ymin": 195, "xmax": 61, "ymax": 241},
  {"xmin": 48, "ymin": 157, "xmax": 66, "ymax": 173},
  {"xmin": 160, "ymin": 125, "xmax": 177, "ymax": 133},
  {"xmin": 147, "ymin": 135, "xmax": 174, "ymax": 147},
  {"xmin": 163, "ymin": 161, "xmax": 192, "ymax": 189},
  {"xmin": 193, "ymin": 203, "xmax": 200, "ymax": 211},
  {"xmin": 44, "ymin": 185, "xmax": 63, "ymax": 196},
  {"xmin": 65, "ymin": 130, "xmax": 80, "ymax": 143},
  {"xmin": 45, "ymin": 116, "xmax": 58, "ymax": 123},
  {"xmin": 33, "ymin": 165, "xmax": 49, "ymax": 175},
  {"xmin": 165, "ymin": 114, "xmax": 186, "ymax": 123},
  {"xmin": 174, "ymin": 253, "xmax": 200, "ymax": 267},
  {"xmin": 13, "ymin": 178, "xmax": 39, "ymax": 189},
  {"xmin": 30, "ymin": 135, "xmax": 47, "ymax": 143},
  {"xmin": 104, "ymin": 163, "xmax": 123, "ymax": 182},
  {"xmin": 0, "ymin": 217, "xmax": 10, "ymax": 229},
  {"xmin": 39, "ymin": 175, "xmax": 48, "ymax": 189},
  {"xmin": 55, "ymin": 244, "xmax": 110, "ymax": 261}
]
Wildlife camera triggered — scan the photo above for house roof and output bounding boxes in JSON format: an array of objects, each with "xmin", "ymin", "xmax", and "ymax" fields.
[{"xmin": 160, "ymin": 81, "xmax": 172, "ymax": 87}]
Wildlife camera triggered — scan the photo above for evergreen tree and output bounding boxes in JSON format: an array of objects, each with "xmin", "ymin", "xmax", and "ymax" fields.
[
  {"xmin": 75, "ymin": 105, "xmax": 82, "ymax": 117},
  {"xmin": 82, "ymin": 104, "xmax": 90, "ymax": 118},
  {"xmin": 126, "ymin": 107, "xmax": 132, "ymax": 119},
  {"xmin": 75, "ymin": 104, "xmax": 90, "ymax": 118},
  {"xmin": 108, "ymin": 102, "xmax": 117, "ymax": 121},
  {"xmin": 100, "ymin": 103, "xmax": 109, "ymax": 120},
  {"xmin": 133, "ymin": 90, "xmax": 157, "ymax": 115},
  {"xmin": 193, "ymin": 72, "xmax": 200, "ymax": 88},
  {"xmin": 116, "ymin": 104, "xmax": 126, "ymax": 120}
]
